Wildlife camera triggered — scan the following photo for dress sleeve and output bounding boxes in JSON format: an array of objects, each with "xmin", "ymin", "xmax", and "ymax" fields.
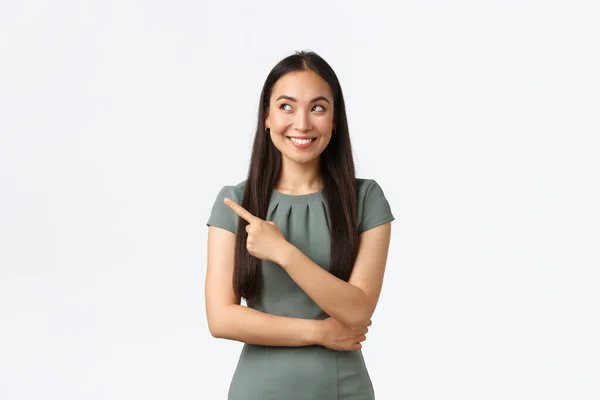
[
  {"xmin": 358, "ymin": 180, "xmax": 395, "ymax": 234},
  {"xmin": 206, "ymin": 186, "xmax": 238, "ymax": 234}
]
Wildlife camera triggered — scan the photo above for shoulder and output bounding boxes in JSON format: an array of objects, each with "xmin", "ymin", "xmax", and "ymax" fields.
[
  {"xmin": 215, "ymin": 179, "xmax": 247, "ymax": 202},
  {"xmin": 206, "ymin": 180, "xmax": 248, "ymax": 234},
  {"xmin": 356, "ymin": 178, "xmax": 376, "ymax": 196},
  {"xmin": 356, "ymin": 178, "xmax": 390, "ymax": 201},
  {"xmin": 230, "ymin": 179, "xmax": 247, "ymax": 201},
  {"xmin": 355, "ymin": 177, "xmax": 394, "ymax": 234}
]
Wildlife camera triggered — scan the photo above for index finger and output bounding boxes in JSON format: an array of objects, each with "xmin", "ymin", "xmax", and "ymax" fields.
[{"xmin": 224, "ymin": 197, "xmax": 259, "ymax": 224}]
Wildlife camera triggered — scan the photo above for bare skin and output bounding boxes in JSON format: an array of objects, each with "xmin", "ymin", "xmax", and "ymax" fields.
[{"xmin": 265, "ymin": 69, "xmax": 335, "ymax": 194}]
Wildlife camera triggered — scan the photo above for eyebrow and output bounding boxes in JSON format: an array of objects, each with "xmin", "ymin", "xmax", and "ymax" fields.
[{"xmin": 276, "ymin": 94, "xmax": 331, "ymax": 104}]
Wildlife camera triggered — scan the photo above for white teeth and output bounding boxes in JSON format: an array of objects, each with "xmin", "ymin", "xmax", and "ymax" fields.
[{"xmin": 289, "ymin": 137, "xmax": 315, "ymax": 144}]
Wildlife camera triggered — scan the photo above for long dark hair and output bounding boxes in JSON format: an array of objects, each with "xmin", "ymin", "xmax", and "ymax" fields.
[{"xmin": 233, "ymin": 50, "xmax": 358, "ymax": 300}]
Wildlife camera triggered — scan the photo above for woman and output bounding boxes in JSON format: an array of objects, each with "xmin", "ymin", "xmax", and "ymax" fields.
[{"xmin": 205, "ymin": 50, "xmax": 394, "ymax": 400}]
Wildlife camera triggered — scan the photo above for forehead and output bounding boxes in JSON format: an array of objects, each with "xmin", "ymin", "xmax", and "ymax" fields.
[{"xmin": 271, "ymin": 70, "xmax": 333, "ymax": 100}]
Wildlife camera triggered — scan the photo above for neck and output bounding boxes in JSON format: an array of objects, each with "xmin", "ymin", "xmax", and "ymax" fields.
[{"xmin": 275, "ymin": 157, "xmax": 323, "ymax": 194}]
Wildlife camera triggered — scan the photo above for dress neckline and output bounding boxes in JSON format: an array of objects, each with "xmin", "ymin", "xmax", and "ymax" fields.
[{"xmin": 271, "ymin": 187, "xmax": 325, "ymax": 204}]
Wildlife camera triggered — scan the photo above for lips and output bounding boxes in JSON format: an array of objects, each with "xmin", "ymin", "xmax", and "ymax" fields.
[{"xmin": 287, "ymin": 136, "xmax": 317, "ymax": 149}]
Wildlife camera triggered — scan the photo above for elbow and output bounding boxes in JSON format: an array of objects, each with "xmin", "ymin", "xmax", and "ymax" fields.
[
  {"xmin": 208, "ymin": 319, "xmax": 222, "ymax": 338},
  {"xmin": 347, "ymin": 317, "xmax": 371, "ymax": 332},
  {"xmin": 207, "ymin": 302, "xmax": 238, "ymax": 338},
  {"xmin": 207, "ymin": 314, "xmax": 228, "ymax": 338},
  {"xmin": 346, "ymin": 306, "xmax": 373, "ymax": 331},
  {"xmin": 207, "ymin": 304, "xmax": 236, "ymax": 338}
]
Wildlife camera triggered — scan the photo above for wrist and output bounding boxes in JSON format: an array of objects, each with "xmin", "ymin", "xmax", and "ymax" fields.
[
  {"xmin": 276, "ymin": 241, "xmax": 297, "ymax": 268},
  {"xmin": 308, "ymin": 319, "xmax": 324, "ymax": 346}
]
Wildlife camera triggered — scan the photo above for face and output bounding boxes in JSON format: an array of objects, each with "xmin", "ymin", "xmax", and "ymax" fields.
[{"xmin": 265, "ymin": 70, "xmax": 335, "ymax": 164}]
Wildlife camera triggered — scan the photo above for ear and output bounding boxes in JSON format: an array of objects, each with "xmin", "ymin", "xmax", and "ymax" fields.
[{"xmin": 264, "ymin": 111, "xmax": 270, "ymax": 129}]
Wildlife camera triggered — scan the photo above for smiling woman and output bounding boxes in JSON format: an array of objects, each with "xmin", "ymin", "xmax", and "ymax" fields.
[
  {"xmin": 205, "ymin": 50, "xmax": 394, "ymax": 400},
  {"xmin": 266, "ymin": 68, "xmax": 336, "ymax": 163}
]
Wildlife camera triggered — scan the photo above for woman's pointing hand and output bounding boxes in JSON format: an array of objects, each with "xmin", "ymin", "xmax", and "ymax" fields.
[{"xmin": 224, "ymin": 197, "xmax": 290, "ymax": 264}]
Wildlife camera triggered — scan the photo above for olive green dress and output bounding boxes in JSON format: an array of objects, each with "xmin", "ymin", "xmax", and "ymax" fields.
[{"xmin": 206, "ymin": 178, "xmax": 395, "ymax": 400}]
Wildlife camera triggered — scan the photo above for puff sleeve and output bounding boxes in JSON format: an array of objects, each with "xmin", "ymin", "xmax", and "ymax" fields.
[
  {"xmin": 206, "ymin": 186, "xmax": 238, "ymax": 234},
  {"xmin": 358, "ymin": 180, "xmax": 395, "ymax": 234}
]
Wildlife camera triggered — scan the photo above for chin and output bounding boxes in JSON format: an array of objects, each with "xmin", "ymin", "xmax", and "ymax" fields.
[{"xmin": 293, "ymin": 152, "xmax": 325, "ymax": 163}]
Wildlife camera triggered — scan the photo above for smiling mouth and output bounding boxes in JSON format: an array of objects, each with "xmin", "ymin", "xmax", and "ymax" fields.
[
  {"xmin": 287, "ymin": 137, "xmax": 317, "ymax": 143},
  {"xmin": 286, "ymin": 136, "xmax": 317, "ymax": 148}
]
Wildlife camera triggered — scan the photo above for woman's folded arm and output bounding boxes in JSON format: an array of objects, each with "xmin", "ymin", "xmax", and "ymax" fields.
[{"xmin": 208, "ymin": 303, "xmax": 319, "ymax": 347}]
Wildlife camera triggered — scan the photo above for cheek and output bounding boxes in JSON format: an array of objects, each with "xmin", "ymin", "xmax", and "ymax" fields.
[
  {"xmin": 270, "ymin": 112, "xmax": 288, "ymax": 126},
  {"xmin": 315, "ymin": 115, "xmax": 334, "ymax": 128}
]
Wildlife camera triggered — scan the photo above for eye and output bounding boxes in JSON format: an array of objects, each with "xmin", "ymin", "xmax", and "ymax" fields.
[{"xmin": 279, "ymin": 103, "xmax": 326, "ymax": 112}]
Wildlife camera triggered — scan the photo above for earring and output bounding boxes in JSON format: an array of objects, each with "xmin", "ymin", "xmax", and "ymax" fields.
[
  {"xmin": 332, "ymin": 129, "xmax": 336, "ymax": 135},
  {"xmin": 265, "ymin": 127, "xmax": 270, "ymax": 134}
]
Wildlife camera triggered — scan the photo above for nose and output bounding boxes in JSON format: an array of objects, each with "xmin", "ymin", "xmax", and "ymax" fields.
[{"xmin": 293, "ymin": 109, "xmax": 312, "ymax": 133}]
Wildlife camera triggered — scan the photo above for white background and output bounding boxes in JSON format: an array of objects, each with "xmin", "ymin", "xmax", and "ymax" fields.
[{"xmin": 1, "ymin": 0, "xmax": 599, "ymax": 399}]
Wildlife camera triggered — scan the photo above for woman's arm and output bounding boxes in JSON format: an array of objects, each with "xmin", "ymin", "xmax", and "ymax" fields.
[
  {"xmin": 207, "ymin": 227, "xmax": 315, "ymax": 346},
  {"xmin": 276, "ymin": 222, "xmax": 392, "ymax": 330},
  {"xmin": 207, "ymin": 226, "xmax": 366, "ymax": 348},
  {"xmin": 208, "ymin": 303, "xmax": 318, "ymax": 346},
  {"xmin": 210, "ymin": 304, "xmax": 368, "ymax": 351}
]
